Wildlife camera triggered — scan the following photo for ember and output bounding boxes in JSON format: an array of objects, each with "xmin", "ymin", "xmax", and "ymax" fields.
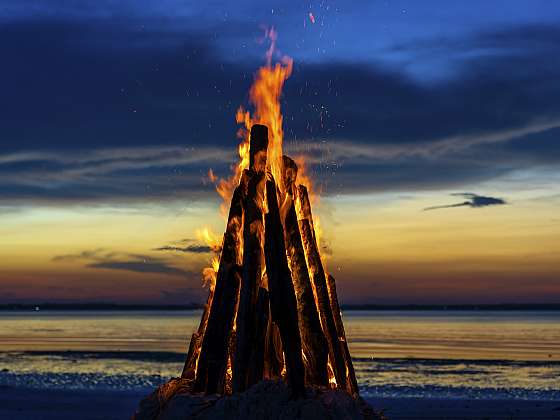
[{"xmin": 179, "ymin": 30, "xmax": 358, "ymax": 398}]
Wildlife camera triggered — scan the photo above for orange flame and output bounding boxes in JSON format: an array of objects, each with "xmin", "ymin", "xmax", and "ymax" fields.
[
  {"xmin": 212, "ymin": 27, "xmax": 293, "ymax": 217},
  {"xmin": 197, "ymin": 227, "xmax": 221, "ymax": 290}
]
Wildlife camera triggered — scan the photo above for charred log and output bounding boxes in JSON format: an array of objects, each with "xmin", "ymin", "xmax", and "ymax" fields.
[
  {"xmin": 247, "ymin": 286, "xmax": 270, "ymax": 386},
  {"xmin": 265, "ymin": 320, "xmax": 284, "ymax": 379},
  {"xmin": 264, "ymin": 176, "xmax": 306, "ymax": 396},
  {"xmin": 194, "ymin": 266, "xmax": 241, "ymax": 393},
  {"xmin": 233, "ymin": 168, "xmax": 267, "ymax": 392},
  {"xmin": 250, "ymin": 124, "xmax": 268, "ymax": 173},
  {"xmin": 297, "ymin": 185, "xmax": 347, "ymax": 389},
  {"xmin": 284, "ymin": 201, "xmax": 328, "ymax": 386},
  {"xmin": 282, "ymin": 159, "xmax": 328, "ymax": 387},
  {"xmin": 327, "ymin": 274, "xmax": 359, "ymax": 396},
  {"xmin": 194, "ymin": 176, "xmax": 247, "ymax": 394},
  {"xmin": 181, "ymin": 289, "xmax": 213, "ymax": 381}
]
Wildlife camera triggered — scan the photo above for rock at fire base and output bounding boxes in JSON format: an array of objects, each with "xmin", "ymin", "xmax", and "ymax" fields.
[{"xmin": 133, "ymin": 378, "xmax": 384, "ymax": 420}]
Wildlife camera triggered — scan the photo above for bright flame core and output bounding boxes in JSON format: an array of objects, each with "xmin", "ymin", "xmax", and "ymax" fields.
[{"xmin": 215, "ymin": 28, "xmax": 293, "ymax": 216}]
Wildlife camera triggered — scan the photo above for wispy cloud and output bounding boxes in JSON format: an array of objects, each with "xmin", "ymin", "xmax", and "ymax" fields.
[
  {"xmin": 52, "ymin": 249, "xmax": 192, "ymax": 276},
  {"xmin": 153, "ymin": 244, "xmax": 213, "ymax": 254},
  {"xmin": 423, "ymin": 193, "xmax": 507, "ymax": 211}
]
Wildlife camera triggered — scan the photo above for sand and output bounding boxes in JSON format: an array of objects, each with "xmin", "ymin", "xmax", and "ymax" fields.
[{"xmin": 1, "ymin": 387, "xmax": 559, "ymax": 419}]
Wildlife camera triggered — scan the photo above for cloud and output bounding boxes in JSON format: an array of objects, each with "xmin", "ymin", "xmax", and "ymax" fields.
[
  {"xmin": 51, "ymin": 248, "xmax": 109, "ymax": 262},
  {"xmin": 86, "ymin": 260, "xmax": 188, "ymax": 276},
  {"xmin": 154, "ymin": 244, "xmax": 213, "ymax": 254},
  {"xmin": 0, "ymin": 145, "xmax": 232, "ymax": 203},
  {"xmin": 423, "ymin": 193, "xmax": 507, "ymax": 211},
  {"xmin": 52, "ymin": 249, "xmax": 192, "ymax": 276},
  {"xmin": 1, "ymin": 19, "xmax": 560, "ymax": 201}
]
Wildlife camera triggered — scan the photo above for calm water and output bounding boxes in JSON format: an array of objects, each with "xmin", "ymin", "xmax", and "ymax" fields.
[{"xmin": 0, "ymin": 310, "xmax": 559, "ymax": 400}]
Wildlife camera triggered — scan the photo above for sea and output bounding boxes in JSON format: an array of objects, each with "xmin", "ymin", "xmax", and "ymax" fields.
[{"xmin": 0, "ymin": 310, "xmax": 559, "ymax": 401}]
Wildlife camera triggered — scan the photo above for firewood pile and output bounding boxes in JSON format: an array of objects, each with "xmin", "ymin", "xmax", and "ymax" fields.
[
  {"xmin": 183, "ymin": 124, "xmax": 358, "ymax": 397},
  {"xmin": 133, "ymin": 124, "xmax": 380, "ymax": 420}
]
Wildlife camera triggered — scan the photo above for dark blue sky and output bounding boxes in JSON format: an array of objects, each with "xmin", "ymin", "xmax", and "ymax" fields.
[{"xmin": 1, "ymin": 1, "xmax": 560, "ymax": 204}]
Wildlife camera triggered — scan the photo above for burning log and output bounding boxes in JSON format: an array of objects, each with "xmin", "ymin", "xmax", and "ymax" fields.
[
  {"xmin": 181, "ymin": 289, "xmax": 213, "ymax": 381},
  {"xmin": 265, "ymin": 320, "xmax": 284, "ymax": 379},
  {"xmin": 297, "ymin": 185, "xmax": 347, "ymax": 390},
  {"xmin": 327, "ymin": 274, "xmax": 359, "ymax": 396},
  {"xmin": 250, "ymin": 123, "xmax": 268, "ymax": 173},
  {"xmin": 193, "ymin": 267, "xmax": 241, "ymax": 393},
  {"xmin": 264, "ymin": 176, "xmax": 306, "ymax": 396},
  {"xmin": 282, "ymin": 157, "xmax": 329, "ymax": 387},
  {"xmin": 193, "ymin": 174, "xmax": 248, "ymax": 394},
  {"xmin": 180, "ymin": 125, "xmax": 359, "ymax": 400},
  {"xmin": 247, "ymin": 286, "xmax": 270, "ymax": 385},
  {"xmin": 233, "ymin": 125, "xmax": 268, "ymax": 392}
]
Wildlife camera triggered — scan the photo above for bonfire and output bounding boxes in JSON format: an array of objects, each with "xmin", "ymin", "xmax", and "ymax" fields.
[{"xmin": 134, "ymin": 30, "xmax": 380, "ymax": 420}]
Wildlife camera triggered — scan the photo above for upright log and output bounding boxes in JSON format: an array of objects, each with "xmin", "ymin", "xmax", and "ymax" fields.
[
  {"xmin": 194, "ymin": 268, "xmax": 241, "ymax": 393},
  {"xmin": 247, "ymin": 287, "xmax": 270, "ymax": 385},
  {"xmin": 233, "ymin": 125, "xmax": 268, "ymax": 392},
  {"xmin": 194, "ymin": 175, "xmax": 247, "ymax": 394},
  {"xmin": 282, "ymin": 157, "xmax": 329, "ymax": 387},
  {"xmin": 181, "ymin": 289, "xmax": 213, "ymax": 381},
  {"xmin": 250, "ymin": 124, "xmax": 268, "ymax": 173},
  {"xmin": 264, "ymin": 176, "xmax": 306, "ymax": 397},
  {"xmin": 265, "ymin": 320, "xmax": 284, "ymax": 379},
  {"xmin": 327, "ymin": 274, "xmax": 359, "ymax": 396},
  {"xmin": 297, "ymin": 185, "xmax": 347, "ymax": 389}
]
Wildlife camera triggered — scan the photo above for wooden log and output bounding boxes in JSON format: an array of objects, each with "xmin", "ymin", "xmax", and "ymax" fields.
[
  {"xmin": 297, "ymin": 185, "xmax": 347, "ymax": 389},
  {"xmin": 250, "ymin": 124, "xmax": 268, "ymax": 173},
  {"xmin": 194, "ymin": 175, "xmax": 248, "ymax": 394},
  {"xmin": 265, "ymin": 320, "xmax": 284, "ymax": 379},
  {"xmin": 282, "ymin": 155, "xmax": 298, "ymax": 193},
  {"xmin": 181, "ymin": 288, "xmax": 213, "ymax": 380},
  {"xmin": 194, "ymin": 266, "xmax": 241, "ymax": 393},
  {"xmin": 281, "ymin": 158, "xmax": 328, "ymax": 387},
  {"xmin": 264, "ymin": 176, "xmax": 306, "ymax": 396},
  {"xmin": 327, "ymin": 273, "xmax": 359, "ymax": 396},
  {"xmin": 284, "ymin": 201, "xmax": 328, "ymax": 386},
  {"xmin": 218, "ymin": 327, "xmax": 237, "ymax": 395},
  {"xmin": 247, "ymin": 286, "xmax": 270, "ymax": 385},
  {"xmin": 297, "ymin": 182, "xmax": 313, "ymax": 229},
  {"xmin": 233, "ymin": 168, "xmax": 267, "ymax": 392}
]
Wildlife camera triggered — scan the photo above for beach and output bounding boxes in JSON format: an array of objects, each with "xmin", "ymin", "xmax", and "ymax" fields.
[
  {"xmin": 1, "ymin": 310, "xmax": 559, "ymax": 419},
  {"xmin": 2, "ymin": 387, "xmax": 559, "ymax": 420}
]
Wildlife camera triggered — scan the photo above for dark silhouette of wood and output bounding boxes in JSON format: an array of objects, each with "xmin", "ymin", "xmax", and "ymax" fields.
[
  {"xmin": 264, "ymin": 176, "xmax": 306, "ymax": 396},
  {"xmin": 194, "ymin": 266, "xmax": 241, "ymax": 393},
  {"xmin": 284, "ymin": 202, "xmax": 328, "ymax": 386},
  {"xmin": 233, "ymin": 127, "xmax": 268, "ymax": 392},
  {"xmin": 194, "ymin": 176, "xmax": 247, "ymax": 394},
  {"xmin": 247, "ymin": 287, "xmax": 270, "ymax": 386},
  {"xmin": 327, "ymin": 274, "xmax": 359, "ymax": 396},
  {"xmin": 181, "ymin": 289, "xmax": 213, "ymax": 380},
  {"xmin": 265, "ymin": 320, "xmax": 284, "ymax": 379},
  {"xmin": 297, "ymin": 185, "xmax": 347, "ymax": 389},
  {"xmin": 282, "ymin": 157, "xmax": 328, "ymax": 387},
  {"xmin": 250, "ymin": 124, "xmax": 268, "ymax": 173}
]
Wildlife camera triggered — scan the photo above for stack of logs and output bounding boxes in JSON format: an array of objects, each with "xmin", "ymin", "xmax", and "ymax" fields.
[{"xmin": 181, "ymin": 124, "xmax": 358, "ymax": 398}]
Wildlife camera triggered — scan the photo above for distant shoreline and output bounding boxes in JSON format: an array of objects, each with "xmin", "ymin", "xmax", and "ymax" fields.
[{"xmin": 1, "ymin": 303, "xmax": 560, "ymax": 311}]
